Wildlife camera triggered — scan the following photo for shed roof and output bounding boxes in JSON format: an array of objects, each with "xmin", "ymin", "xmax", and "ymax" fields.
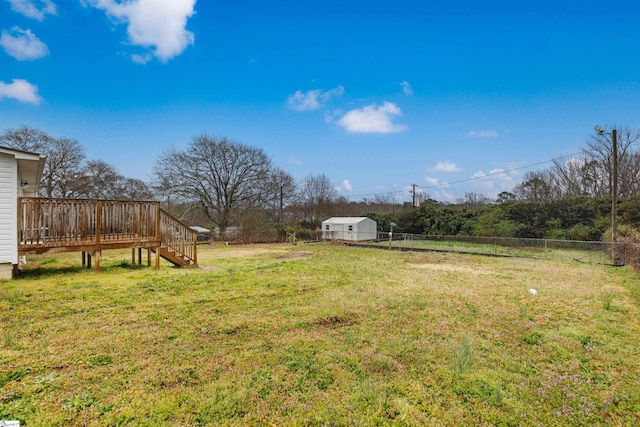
[
  {"xmin": 190, "ymin": 226, "xmax": 211, "ymax": 234},
  {"xmin": 322, "ymin": 217, "xmax": 373, "ymax": 225}
]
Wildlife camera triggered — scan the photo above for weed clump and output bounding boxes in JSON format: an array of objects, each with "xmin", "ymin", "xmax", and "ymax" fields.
[{"xmin": 451, "ymin": 334, "xmax": 474, "ymax": 376}]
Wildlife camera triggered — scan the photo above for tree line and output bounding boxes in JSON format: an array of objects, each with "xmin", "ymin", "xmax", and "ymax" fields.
[
  {"xmin": 0, "ymin": 126, "xmax": 154, "ymax": 200},
  {"xmin": 0, "ymin": 126, "xmax": 339, "ymax": 240},
  {"xmin": 369, "ymin": 125, "xmax": 640, "ymax": 241},
  {"xmin": 366, "ymin": 195, "xmax": 640, "ymax": 241},
  {"xmin": 2, "ymin": 124, "xmax": 638, "ymax": 242},
  {"xmin": 513, "ymin": 126, "xmax": 640, "ymax": 201}
]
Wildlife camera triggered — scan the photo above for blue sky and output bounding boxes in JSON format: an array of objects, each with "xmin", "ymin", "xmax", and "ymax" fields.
[{"xmin": 1, "ymin": 0, "xmax": 639, "ymax": 203}]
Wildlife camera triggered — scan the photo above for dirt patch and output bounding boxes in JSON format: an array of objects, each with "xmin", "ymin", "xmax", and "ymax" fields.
[
  {"xmin": 197, "ymin": 265, "xmax": 219, "ymax": 271},
  {"xmin": 309, "ymin": 314, "xmax": 359, "ymax": 328},
  {"xmin": 407, "ymin": 263, "xmax": 495, "ymax": 275},
  {"xmin": 277, "ymin": 252, "xmax": 312, "ymax": 259},
  {"xmin": 200, "ymin": 244, "xmax": 291, "ymax": 259}
]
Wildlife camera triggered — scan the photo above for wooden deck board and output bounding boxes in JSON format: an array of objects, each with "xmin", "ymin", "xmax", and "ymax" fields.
[
  {"xmin": 19, "ymin": 239, "xmax": 162, "ymax": 255},
  {"xmin": 18, "ymin": 197, "xmax": 197, "ymax": 268}
]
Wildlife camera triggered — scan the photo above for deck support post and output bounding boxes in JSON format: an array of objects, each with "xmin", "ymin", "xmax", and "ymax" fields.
[
  {"xmin": 193, "ymin": 233, "xmax": 198, "ymax": 268},
  {"xmin": 155, "ymin": 203, "xmax": 161, "ymax": 270},
  {"xmin": 131, "ymin": 248, "xmax": 144, "ymax": 265},
  {"xmin": 94, "ymin": 250, "xmax": 101, "ymax": 272}
]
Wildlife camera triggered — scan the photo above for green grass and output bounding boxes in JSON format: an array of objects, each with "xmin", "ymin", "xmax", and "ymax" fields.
[
  {"xmin": 366, "ymin": 237, "xmax": 614, "ymax": 264},
  {"xmin": 1, "ymin": 243, "xmax": 639, "ymax": 426}
]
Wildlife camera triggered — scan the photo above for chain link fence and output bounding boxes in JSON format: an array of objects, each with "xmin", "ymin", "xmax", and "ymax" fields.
[{"xmin": 344, "ymin": 233, "xmax": 633, "ymax": 266}]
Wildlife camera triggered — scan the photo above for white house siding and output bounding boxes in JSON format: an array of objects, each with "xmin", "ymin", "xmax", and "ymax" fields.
[{"xmin": 0, "ymin": 153, "xmax": 18, "ymax": 265}]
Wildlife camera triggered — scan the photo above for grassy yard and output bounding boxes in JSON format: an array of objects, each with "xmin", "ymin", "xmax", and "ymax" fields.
[
  {"xmin": 364, "ymin": 238, "xmax": 614, "ymax": 265},
  {"xmin": 1, "ymin": 243, "xmax": 639, "ymax": 426}
]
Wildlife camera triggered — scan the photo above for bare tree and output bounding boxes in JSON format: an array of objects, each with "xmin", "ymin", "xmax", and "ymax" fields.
[
  {"xmin": 513, "ymin": 127, "xmax": 640, "ymax": 200},
  {"xmin": 154, "ymin": 135, "xmax": 273, "ymax": 233},
  {"xmin": 73, "ymin": 160, "xmax": 153, "ymax": 200},
  {"xmin": 296, "ymin": 173, "xmax": 338, "ymax": 227},
  {"xmin": 0, "ymin": 125, "xmax": 52, "ymax": 152},
  {"xmin": 77, "ymin": 160, "xmax": 123, "ymax": 199},
  {"xmin": 456, "ymin": 192, "xmax": 491, "ymax": 208},
  {"xmin": 0, "ymin": 126, "xmax": 85, "ymax": 197},
  {"xmin": 370, "ymin": 192, "xmax": 397, "ymax": 213},
  {"xmin": 261, "ymin": 167, "xmax": 297, "ymax": 225},
  {"xmin": 119, "ymin": 177, "xmax": 154, "ymax": 201},
  {"xmin": 585, "ymin": 126, "xmax": 640, "ymax": 198},
  {"xmin": 44, "ymin": 137, "xmax": 87, "ymax": 197},
  {"xmin": 513, "ymin": 170, "xmax": 558, "ymax": 202},
  {"xmin": 550, "ymin": 155, "xmax": 605, "ymax": 198}
]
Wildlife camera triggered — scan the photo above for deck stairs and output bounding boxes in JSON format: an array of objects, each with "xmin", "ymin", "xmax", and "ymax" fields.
[
  {"xmin": 18, "ymin": 198, "xmax": 198, "ymax": 270},
  {"xmin": 154, "ymin": 208, "xmax": 197, "ymax": 267}
]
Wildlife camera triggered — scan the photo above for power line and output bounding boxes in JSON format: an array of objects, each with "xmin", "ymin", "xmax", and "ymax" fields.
[
  {"xmin": 416, "ymin": 151, "xmax": 582, "ymax": 191},
  {"xmin": 346, "ymin": 151, "xmax": 583, "ymax": 199}
]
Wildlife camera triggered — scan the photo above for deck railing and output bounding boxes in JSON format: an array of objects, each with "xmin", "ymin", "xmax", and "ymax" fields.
[
  {"xmin": 18, "ymin": 197, "xmax": 197, "ymax": 267},
  {"xmin": 19, "ymin": 198, "xmax": 161, "ymax": 251}
]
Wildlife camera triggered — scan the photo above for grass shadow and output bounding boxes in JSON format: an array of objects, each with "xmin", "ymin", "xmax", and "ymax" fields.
[
  {"xmin": 16, "ymin": 265, "xmax": 89, "ymax": 279},
  {"xmin": 17, "ymin": 260, "xmax": 147, "ymax": 279}
]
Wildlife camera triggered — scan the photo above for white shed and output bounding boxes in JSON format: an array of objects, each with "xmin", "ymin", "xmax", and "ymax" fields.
[
  {"xmin": 0, "ymin": 146, "xmax": 46, "ymax": 279},
  {"xmin": 322, "ymin": 217, "xmax": 377, "ymax": 241}
]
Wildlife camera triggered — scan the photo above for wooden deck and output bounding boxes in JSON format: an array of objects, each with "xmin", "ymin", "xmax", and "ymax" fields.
[{"xmin": 18, "ymin": 197, "xmax": 197, "ymax": 270}]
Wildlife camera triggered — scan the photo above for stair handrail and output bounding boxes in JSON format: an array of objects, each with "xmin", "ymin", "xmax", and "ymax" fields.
[{"xmin": 159, "ymin": 208, "xmax": 198, "ymax": 267}]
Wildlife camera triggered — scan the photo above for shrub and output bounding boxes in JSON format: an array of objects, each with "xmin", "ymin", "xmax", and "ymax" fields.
[{"xmin": 613, "ymin": 225, "xmax": 640, "ymax": 271}]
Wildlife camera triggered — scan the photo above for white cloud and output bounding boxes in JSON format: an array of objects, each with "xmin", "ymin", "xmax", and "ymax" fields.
[
  {"xmin": 6, "ymin": 0, "xmax": 57, "ymax": 21},
  {"xmin": 88, "ymin": 0, "xmax": 196, "ymax": 62},
  {"xmin": 565, "ymin": 157, "xmax": 585, "ymax": 168},
  {"xmin": 131, "ymin": 53, "xmax": 152, "ymax": 64},
  {"xmin": 287, "ymin": 85, "xmax": 344, "ymax": 111},
  {"xmin": 469, "ymin": 168, "xmax": 520, "ymax": 200},
  {"xmin": 337, "ymin": 102, "xmax": 408, "ymax": 134},
  {"xmin": 288, "ymin": 157, "xmax": 303, "ymax": 165},
  {"xmin": 434, "ymin": 189, "xmax": 456, "ymax": 202},
  {"xmin": 400, "ymin": 80, "xmax": 413, "ymax": 95},
  {"xmin": 467, "ymin": 129, "xmax": 498, "ymax": 138},
  {"xmin": 430, "ymin": 160, "xmax": 461, "ymax": 173},
  {"xmin": 422, "ymin": 176, "xmax": 458, "ymax": 203},
  {"xmin": 338, "ymin": 179, "xmax": 353, "ymax": 192},
  {"xmin": 288, "ymin": 89, "xmax": 322, "ymax": 111},
  {"xmin": 324, "ymin": 108, "xmax": 343, "ymax": 123},
  {"xmin": 0, "ymin": 79, "xmax": 42, "ymax": 104},
  {"xmin": 0, "ymin": 27, "xmax": 49, "ymax": 60},
  {"xmin": 424, "ymin": 176, "xmax": 440, "ymax": 186}
]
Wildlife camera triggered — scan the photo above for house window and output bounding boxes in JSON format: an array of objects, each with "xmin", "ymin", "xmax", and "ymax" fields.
[
  {"xmin": 348, "ymin": 225, "xmax": 353, "ymax": 231},
  {"xmin": 325, "ymin": 225, "xmax": 330, "ymax": 230}
]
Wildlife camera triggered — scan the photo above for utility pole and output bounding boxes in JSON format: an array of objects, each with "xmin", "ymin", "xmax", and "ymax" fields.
[
  {"xmin": 595, "ymin": 125, "xmax": 618, "ymax": 244},
  {"xmin": 279, "ymin": 185, "xmax": 283, "ymax": 224},
  {"xmin": 612, "ymin": 128, "xmax": 618, "ymax": 242},
  {"xmin": 279, "ymin": 184, "xmax": 284, "ymax": 241},
  {"xmin": 412, "ymin": 183, "xmax": 417, "ymax": 207}
]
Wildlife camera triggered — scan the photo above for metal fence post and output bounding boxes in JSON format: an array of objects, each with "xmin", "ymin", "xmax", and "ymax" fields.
[{"xmin": 544, "ymin": 239, "xmax": 548, "ymax": 260}]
